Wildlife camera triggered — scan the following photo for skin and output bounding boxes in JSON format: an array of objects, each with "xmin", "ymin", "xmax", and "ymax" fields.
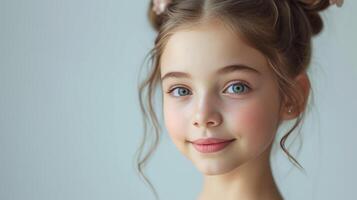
[{"xmin": 159, "ymin": 18, "xmax": 310, "ymax": 200}]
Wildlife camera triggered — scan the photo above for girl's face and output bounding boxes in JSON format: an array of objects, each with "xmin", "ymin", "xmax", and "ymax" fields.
[{"xmin": 160, "ymin": 19, "xmax": 283, "ymax": 175}]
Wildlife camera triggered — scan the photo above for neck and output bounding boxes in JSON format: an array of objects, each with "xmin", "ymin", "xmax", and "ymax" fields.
[{"xmin": 197, "ymin": 145, "xmax": 283, "ymax": 200}]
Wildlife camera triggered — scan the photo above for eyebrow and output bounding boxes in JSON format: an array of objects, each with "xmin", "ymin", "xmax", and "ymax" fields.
[{"xmin": 161, "ymin": 64, "xmax": 261, "ymax": 82}]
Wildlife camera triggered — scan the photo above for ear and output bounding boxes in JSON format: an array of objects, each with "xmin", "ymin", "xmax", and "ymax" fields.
[{"xmin": 279, "ymin": 71, "xmax": 311, "ymax": 121}]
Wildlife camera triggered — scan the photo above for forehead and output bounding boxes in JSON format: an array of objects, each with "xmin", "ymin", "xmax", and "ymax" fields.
[{"xmin": 160, "ymin": 19, "xmax": 269, "ymax": 79}]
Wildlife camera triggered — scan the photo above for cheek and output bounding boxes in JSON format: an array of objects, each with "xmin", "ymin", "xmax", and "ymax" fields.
[
  {"xmin": 226, "ymin": 98, "xmax": 279, "ymax": 150},
  {"xmin": 163, "ymin": 101, "xmax": 187, "ymax": 141}
]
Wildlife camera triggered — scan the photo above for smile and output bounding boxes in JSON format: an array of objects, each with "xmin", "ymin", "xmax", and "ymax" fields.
[{"xmin": 191, "ymin": 139, "xmax": 236, "ymax": 153}]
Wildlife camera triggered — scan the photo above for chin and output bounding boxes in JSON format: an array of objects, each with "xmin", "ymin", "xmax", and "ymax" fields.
[{"xmin": 193, "ymin": 159, "xmax": 240, "ymax": 176}]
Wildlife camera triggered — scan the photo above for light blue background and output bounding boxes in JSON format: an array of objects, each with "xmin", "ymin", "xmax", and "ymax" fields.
[{"xmin": 1, "ymin": 0, "xmax": 356, "ymax": 200}]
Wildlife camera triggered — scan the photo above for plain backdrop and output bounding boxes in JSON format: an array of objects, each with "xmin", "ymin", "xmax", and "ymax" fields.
[{"xmin": 0, "ymin": 0, "xmax": 356, "ymax": 200}]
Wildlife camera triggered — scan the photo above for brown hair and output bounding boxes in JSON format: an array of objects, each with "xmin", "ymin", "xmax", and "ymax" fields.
[{"xmin": 135, "ymin": 0, "xmax": 331, "ymax": 199}]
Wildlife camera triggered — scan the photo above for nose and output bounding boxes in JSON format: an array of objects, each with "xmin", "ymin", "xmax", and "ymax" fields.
[{"xmin": 192, "ymin": 96, "xmax": 223, "ymax": 128}]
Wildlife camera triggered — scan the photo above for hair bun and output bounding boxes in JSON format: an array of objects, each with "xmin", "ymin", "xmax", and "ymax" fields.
[
  {"xmin": 298, "ymin": 0, "xmax": 330, "ymax": 12},
  {"xmin": 148, "ymin": 0, "xmax": 171, "ymax": 32},
  {"xmin": 297, "ymin": 0, "xmax": 331, "ymax": 36}
]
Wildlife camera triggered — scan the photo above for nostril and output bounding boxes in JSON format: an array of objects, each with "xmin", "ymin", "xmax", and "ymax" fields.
[{"xmin": 207, "ymin": 121, "xmax": 215, "ymax": 127}]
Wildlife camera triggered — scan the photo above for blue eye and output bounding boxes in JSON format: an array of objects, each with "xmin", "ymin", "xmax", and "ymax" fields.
[
  {"xmin": 224, "ymin": 82, "xmax": 250, "ymax": 95},
  {"xmin": 168, "ymin": 87, "xmax": 191, "ymax": 97},
  {"xmin": 167, "ymin": 82, "xmax": 250, "ymax": 97}
]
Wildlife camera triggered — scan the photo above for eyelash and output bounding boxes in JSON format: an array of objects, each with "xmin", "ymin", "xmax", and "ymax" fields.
[{"xmin": 166, "ymin": 81, "xmax": 251, "ymax": 97}]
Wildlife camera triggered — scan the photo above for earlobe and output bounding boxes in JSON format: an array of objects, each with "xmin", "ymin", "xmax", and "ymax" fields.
[{"xmin": 280, "ymin": 104, "xmax": 298, "ymax": 121}]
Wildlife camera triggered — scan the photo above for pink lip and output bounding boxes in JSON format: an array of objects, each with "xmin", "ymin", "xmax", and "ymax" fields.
[
  {"xmin": 191, "ymin": 138, "xmax": 236, "ymax": 153},
  {"xmin": 191, "ymin": 138, "xmax": 235, "ymax": 145}
]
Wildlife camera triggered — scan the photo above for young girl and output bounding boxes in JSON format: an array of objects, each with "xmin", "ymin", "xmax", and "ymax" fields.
[{"xmin": 135, "ymin": 0, "xmax": 343, "ymax": 199}]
